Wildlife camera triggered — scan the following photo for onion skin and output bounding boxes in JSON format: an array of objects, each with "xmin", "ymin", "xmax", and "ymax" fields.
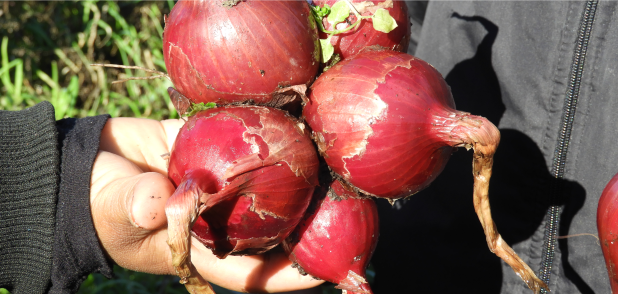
[
  {"xmin": 283, "ymin": 179, "xmax": 378, "ymax": 294},
  {"xmin": 163, "ymin": 0, "xmax": 320, "ymax": 105},
  {"xmin": 304, "ymin": 47, "xmax": 458, "ymax": 199},
  {"xmin": 165, "ymin": 106, "xmax": 319, "ymax": 290},
  {"xmin": 313, "ymin": 0, "xmax": 410, "ymax": 60},
  {"xmin": 598, "ymin": 173, "xmax": 618, "ymax": 292},
  {"xmin": 303, "ymin": 47, "xmax": 548, "ymax": 293}
]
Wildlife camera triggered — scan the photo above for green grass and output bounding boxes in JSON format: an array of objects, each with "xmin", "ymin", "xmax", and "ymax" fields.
[{"xmin": 0, "ymin": 0, "xmax": 177, "ymax": 119}]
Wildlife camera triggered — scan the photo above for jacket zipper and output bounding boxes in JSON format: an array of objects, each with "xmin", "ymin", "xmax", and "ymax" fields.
[{"xmin": 538, "ymin": 1, "xmax": 598, "ymax": 292}]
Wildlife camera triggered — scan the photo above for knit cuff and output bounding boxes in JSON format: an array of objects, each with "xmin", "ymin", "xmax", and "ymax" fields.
[
  {"xmin": 0, "ymin": 101, "xmax": 60, "ymax": 293},
  {"xmin": 49, "ymin": 114, "xmax": 112, "ymax": 294}
]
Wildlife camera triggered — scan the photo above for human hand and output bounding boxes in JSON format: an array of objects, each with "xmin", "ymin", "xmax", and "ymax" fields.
[{"xmin": 91, "ymin": 117, "xmax": 323, "ymax": 293}]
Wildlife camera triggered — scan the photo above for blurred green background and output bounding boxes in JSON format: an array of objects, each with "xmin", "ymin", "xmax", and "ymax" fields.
[
  {"xmin": 0, "ymin": 1, "xmax": 374, "ymax": 293},
  {"xmin": 0, "ymin": 0, "xmax": 177, "ymax": 119}
]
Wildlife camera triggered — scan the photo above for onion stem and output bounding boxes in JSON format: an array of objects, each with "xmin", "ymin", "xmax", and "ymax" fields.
[
  {"xmin": 165, "ymin": 174, "xmax": 215, "ymax": 294},
  {"xmin": 452, "ymin": 114, "xmax": 549, "ymax": 293}
]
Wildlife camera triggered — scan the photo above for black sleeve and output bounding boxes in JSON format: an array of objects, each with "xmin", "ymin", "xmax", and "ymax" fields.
[
  {"xmin": 0, "ymin": 102, "xmax": 60, "ymax": 293},
  {"xmin": 0, "ymin": 102, "xmax": 113, "ymax": 294},
  {"xmin": 49, "ymin": 111, "xmax": 112, "ymax": 293}
]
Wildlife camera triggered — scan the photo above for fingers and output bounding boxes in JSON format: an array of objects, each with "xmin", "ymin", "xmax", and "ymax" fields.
[
  {"xmin": 190, "ymin": 243, "xmax": 324, "ymax": 293},
  {"xmin": 99, "ymin": 117, "xmax": 183, "ymax": 175},
  {"xmin": 160, "ymin": 118, "xmax": 186, "ymax": 151}
]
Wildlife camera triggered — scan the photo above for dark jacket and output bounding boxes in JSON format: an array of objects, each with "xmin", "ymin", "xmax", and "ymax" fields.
[{"xmin": 371, "ymin": 1, "xmax": 614, "ymax": 293}]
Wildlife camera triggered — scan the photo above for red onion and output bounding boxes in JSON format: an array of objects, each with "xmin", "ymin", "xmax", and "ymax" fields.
[
  {"xmin": 283, "ymin": 179, "xmax": 378, "ymax": 294},
  {"xmin": 598, "ymin": 173, "xmax": 618, "ymax": 292},
  {"xmin": 165, "ymin": 105, "xmax": 319, "ymax": 292},
  {"xmin": 163, "ymin": 0, "xmax": 320, "ymax": 106},
  {"xmin": 302, "ymin": 47, "xmax": 547, "ymax": 293},
  {"xmin": 313, "ymin": 0, "xmax": 410, "ymax": 60}
]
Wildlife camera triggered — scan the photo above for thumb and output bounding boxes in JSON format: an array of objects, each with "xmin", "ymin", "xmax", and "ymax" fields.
[
  {"xmin": 92, "ymin": 169, "xmax": 175, "ymax": 234},
  {"xmin": 91, "ymin": 151, "xmax": 177, "ymax": 274},
  {"xmin": 91, "ymin": 170, "xmax": 176, "ymax": 274},
  {"xmin": 128, "ymin": 172, "xmax": 175, "ymax": 231}
]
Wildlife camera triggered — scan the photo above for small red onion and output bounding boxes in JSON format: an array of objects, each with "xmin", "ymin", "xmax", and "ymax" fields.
[{"xmin": 284, "ymin": 179, "xmax": 378, "ymax": 294}]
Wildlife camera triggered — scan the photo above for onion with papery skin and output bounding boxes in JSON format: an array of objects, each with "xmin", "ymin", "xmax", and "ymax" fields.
[
  {"xmin": 163, "ymin": 0, "xmax": 320, "ymax": 106},
  {"xmin": 598, "ymin": 173, "xmax": 618, "ymax": 292},
  {"xmin": 313, "ymin": 0, "xmax": 410, "ymax": 60},
  {"xmin": 165, "ymin": 105, "xmax": 319, "ymax": 293},
  {"xmin": 283, "ymin": 179, "xmax": 378, "ymax": 294},
  {"xmin": 302, "ymin": 47, "xmax": 548, "ymax": 293}
]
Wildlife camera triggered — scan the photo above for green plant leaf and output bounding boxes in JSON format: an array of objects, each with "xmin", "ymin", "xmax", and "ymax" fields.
[
  {"xmin": 327, "ymin": 1, "xmax": 350, "ymax": 25},
  {"xmin": 312, "ymin": 4, "xmax": 330, "ymax": 18},
  {"xmin": 320, "ymin": 38, "xmax": 335, "ymax": 63},
  {"xmin": 185, "ymin": 102, "xmax": 217, "ymax": 117},
  {"xmin": 372, "ymin": 8, "xmax": 398, "ymax": 33},
  {"xmin": 1, "ymin": 36, "xmax": 14, "ymax": 95}
]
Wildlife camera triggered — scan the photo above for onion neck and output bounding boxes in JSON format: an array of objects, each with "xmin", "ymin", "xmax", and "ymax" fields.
[
  {"xmin": 436, "ymin": 110, "xmax": 548, "ymax": 293},
  {"xmin": 436, "ymin": 110, "xmax": 500, "ymax": 154},
  {"xmin": 165, "ymin": 172, "xmax": 216, "ymax": 293}
]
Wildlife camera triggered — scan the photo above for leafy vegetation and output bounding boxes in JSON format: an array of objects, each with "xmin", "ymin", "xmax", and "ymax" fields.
[{"xmin": 0, "ymin": 0, "xmax": 176, "ymax": 119}]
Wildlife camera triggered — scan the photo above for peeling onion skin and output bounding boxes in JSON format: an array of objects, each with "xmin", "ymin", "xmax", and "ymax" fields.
[
  {"xmin": 598, "ymin": 173, "xmax": 618, "ymax": 293},
  {"xmin": 165, "ymin": 106, "xmax": 319, "ymax": 290},
  {"xmin": 163, "ymin": 0, "xmax": 320, "ymax": 105},
  {"xmin": 303, "ymin": 47, "xmax": 548, "ymax": 293},
  {"xmin": 304, "ymin": 47, "xmax": 457, "ymax": 199},
  {"xmin": 283, "ymin": 179, "xmax": 378, "ymax": 294},
  {"xmin": 312, "ymin": 0, "xmax": 410, "ymax": 60}
]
